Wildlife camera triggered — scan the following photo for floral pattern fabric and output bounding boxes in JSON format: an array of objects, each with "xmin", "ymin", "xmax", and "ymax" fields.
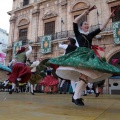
[{"xmin": 49, "ymin": 47, "xmax": 120, "ymax": 75}]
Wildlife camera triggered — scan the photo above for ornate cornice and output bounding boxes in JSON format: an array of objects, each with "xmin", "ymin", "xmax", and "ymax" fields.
[
  {"xmin": 106, "ymin": 0, "xmax": 119, "ymax": 4},
  {"xmin": 9, "ymin": 16, "xmax": 17, "ymax": 23},
  {"xmin": 32, "ymin": 9, "xmax": 40, "ymax": 16},
  {"xmin": 42, "ymin": 10, "xmax": 57, "ymax": 20}
]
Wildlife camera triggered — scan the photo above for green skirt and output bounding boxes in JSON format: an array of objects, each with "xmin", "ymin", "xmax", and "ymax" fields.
[{"xmin": 48, "ymin": 47, "xmax": 120, "ymax": 82}]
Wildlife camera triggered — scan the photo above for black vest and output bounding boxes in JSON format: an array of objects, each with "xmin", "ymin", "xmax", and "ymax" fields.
[{"xmin": 65, "ymin": 45, "xmax": 77, "ymax": 54}]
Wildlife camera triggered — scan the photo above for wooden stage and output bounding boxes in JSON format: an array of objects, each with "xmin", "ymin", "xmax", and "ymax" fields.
[{"xmin": 0, "ymin": 92, "xmax": 120, "ymax": 120}]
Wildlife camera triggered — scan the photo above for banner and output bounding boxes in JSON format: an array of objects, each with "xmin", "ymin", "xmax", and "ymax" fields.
[
  {"xmin": 112, "ymin": 21, "xmax": 120, "ymax": 44},
  {"xmin": 13, "ymin": 41, "xmax": 22, "ymax": 55},
  {"xmin": 41, "ymin": 35, "xmax": 52, "ymax": 54}
]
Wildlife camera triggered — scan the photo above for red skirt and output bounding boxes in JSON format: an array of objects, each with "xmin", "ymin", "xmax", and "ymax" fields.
[
  {"xmin": 39, "ymin": 75, "xmax": 59, "ymax": 86},
  {"xmin": 9, "ymin": 63, "xmax": 31, "ymax": 83}
]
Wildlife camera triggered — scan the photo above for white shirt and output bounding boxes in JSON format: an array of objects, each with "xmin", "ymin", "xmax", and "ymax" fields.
[
  {"xmin": 30, "ymin": 60, "xmax": 40, "ymax": 72},
  {"xmin": 8, "ymin": 59, "xmax": 16, "ymax": 67},
  {"xmin": 26, "ymin": 45, "xmax": 32, "ymax": 57},
  {"xmin": 59, "ymin": 44, "xmax": 68, "ymax": 55}
]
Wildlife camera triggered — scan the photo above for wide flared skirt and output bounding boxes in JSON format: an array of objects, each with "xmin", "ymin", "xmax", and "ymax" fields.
[
  {"xmin": 29, "ymin": 72, "xmax": 42, "ymax": 85},
  {"xmin": 0, "ymin": 64, "xmax": 12, "ymax": 82},
  {"xmin": 39, "ymin": 75, "xmax": 59, "ymax": 86},
  {"xmin": 9, "ymin": 63, "xmax": 31, "ymax": 83},
  {"xmin": 0, "ymin": 64, "xmax": 11, "ymax": 72},
  {"xmin": 49, "ymin": 47, "xmax": 120, "ymax": 83}
]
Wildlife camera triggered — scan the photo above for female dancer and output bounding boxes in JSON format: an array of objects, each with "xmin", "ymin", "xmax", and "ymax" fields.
[
  {"xmin": 58, "ymin": 38, "xmax": 77, "ymax": 94},
  {"xmin": 9, "ymin": 44, "xmax": 32, "ymax": 94},
  {"xmin": 39, "ymin": 66, "xmax": 59, "ymax": 93},
  {"xmin": 49, "ymin": 6, "xmax": 120, "ymax": 106},
  {"xmin": 29, "ymin": 58, "xmax": 42, "ymax": 95}
]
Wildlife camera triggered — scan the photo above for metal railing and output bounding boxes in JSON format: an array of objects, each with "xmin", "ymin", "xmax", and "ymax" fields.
[
  {"xmin": 8, "ymin": 22, "xmax": 113, "ymax": 48},
  {"xmin": 37, "ymin": 22, "xmax": 113, "ymax": 43}
]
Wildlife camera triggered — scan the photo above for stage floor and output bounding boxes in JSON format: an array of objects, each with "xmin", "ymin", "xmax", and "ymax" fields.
[{"xmin": 0, "ymin": 92, "xmax": 120, "ymax": 120}]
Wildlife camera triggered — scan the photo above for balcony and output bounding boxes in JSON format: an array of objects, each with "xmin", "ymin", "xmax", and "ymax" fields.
[{"xmin": 37, "ymin": 22, "xmax": 113, "ymax": 43}]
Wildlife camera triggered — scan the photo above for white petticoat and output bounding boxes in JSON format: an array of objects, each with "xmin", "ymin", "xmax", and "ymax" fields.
[{"xmin": 56, "ymin": 66, "xmax": 112, "ymax": 83}]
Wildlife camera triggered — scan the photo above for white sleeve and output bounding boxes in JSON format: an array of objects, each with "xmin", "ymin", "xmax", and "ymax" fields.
[
  {"xmin": 74, "ymin": 37, "xmax": 79, "ymax": 47},
  {"xmin": 59, "ymin": 44, "xmax": 68, "ymax": 49},
  {"xmin": 26, "ymin": 45, "xmax": 32, "ymax": 57},
  {"xmin": 8, "ymin": 59, "xmax": 16, "ymax": 66},
  {"xmin": 30, "ymin": 61, "xmax": 40, "ymax": 67},
  {"xmin": 30, "ymin": 62, "xmax": 37, "ymax": 68}
]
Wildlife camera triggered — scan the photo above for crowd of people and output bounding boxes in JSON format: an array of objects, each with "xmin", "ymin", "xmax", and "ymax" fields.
[{"xmin": 0, "ymin": 5, "xmax": 120, "ymax": 107}]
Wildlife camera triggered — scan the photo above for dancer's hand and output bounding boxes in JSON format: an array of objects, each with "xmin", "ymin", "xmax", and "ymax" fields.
[
  {"xmin": 25, "ymin": 44, "xmax": 29, "ymax": 48},
  {"xmin": 109, "ymin": 9, "xmax": 116, "ymax": 19},
  {"xmin": 85, "ymin": 5, "xmax": 97, "ymax": 15},
  {"xmin": 88, "ymin": 5, "xmax": 97, "ymax": 12}
]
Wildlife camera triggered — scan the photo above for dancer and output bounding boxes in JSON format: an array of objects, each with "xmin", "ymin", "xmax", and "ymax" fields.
[
  {"xmin": 8, "ymin": 44, "xmax": 32, "ymax": 94},
  {"xmin": 39, "ymin": 66, "xmax": 59, "ymax": 93},
  {"xmin": 58, "ymin": 38, "xmax": 77, "ymax": 94},
  {"xmin": 49, "ymin": 6, "xmax": 120, "ymax": 106},
  {"xmin": 29, "ymin": 58, "xmax": 42, "ymax": 95}
]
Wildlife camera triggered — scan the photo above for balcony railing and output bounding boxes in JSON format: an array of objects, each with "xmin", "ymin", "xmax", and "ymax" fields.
[
  {"xmin": 37, "ymin": 22, "xmax": 113, "ymax": 43},
  {"xmin": 11, "ymin": 23, "xmax": 113, "ymax": 47},
  {"xmin": 37, "ymin": 30, "xmax": 74, "ymax": 43}
]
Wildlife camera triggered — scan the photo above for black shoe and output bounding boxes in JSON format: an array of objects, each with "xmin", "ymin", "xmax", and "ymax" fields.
[
  {"xmin": 83, "ymin": 94, "xmax": 87, "ymax": 96},
  {"xmin": 95, "ymin": 92, "xmax": 100, "ymax": 97},
  {"xmin": 9, "ymin": 89, "xmax": 14, "ymax": 94},
  {"xmin": 72, "ymin": 96, "xmax": 74, "ymax": 103},
  {"xmin": 30, "ymin": 92, "xmax": 34, "ymax": 95},
  {"xmin": 73, "ymin": 98, "xmax": 84, "ymax": 106},
  {"xmin": 59, "ymin": 87, "xmax": 63, "ymax": 94},
  {"xmin": 16, "ymin": 89, "xmax": 19, "ymax": 93},
  {"xmin": 15, "ymin": 80, "xmax": 19, "ymax": 87}
]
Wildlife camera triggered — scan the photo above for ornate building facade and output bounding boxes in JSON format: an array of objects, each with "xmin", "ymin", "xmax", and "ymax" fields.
[{"xmin": 6, "ymin": 0, "xmax": 120, "ymax": 94}]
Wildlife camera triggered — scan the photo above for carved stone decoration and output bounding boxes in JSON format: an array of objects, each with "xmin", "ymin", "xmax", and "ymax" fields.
[
  {"xmin": 60, "ymin": 0, "xmax": 67, "ymax": 6},
  {"xmin": 71, "ymin": 0, "xmax": 90, "ymax": 12},
  {"xmin": 32, "ymin": 9, "xmax": 40, "ymax": 17},
  {"xmin": 17, "ymin": 17, "xmax": 30, "ymax": 27},
  {"xmin": 42, "ymin": 10, "xmax": 57, "ymax": 20},
  {"xmin": 9, "ymin": 16, "xmax": 17, "ymax": 23},
  {"xmin": 106, "ymin": 0, "xmax": 118, "ymax": 4}
]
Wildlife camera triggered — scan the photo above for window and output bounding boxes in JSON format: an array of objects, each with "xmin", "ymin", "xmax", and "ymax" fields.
[
  {"xmin": 111, "ymin": 6, "xmax": 120, "ymax": 22},
  {"xmin": 23, "ymin": 0, "xmax": 29, "ymax": 6},
  {"xmin": 19, "ymin": 28, "xmax": 28, "ymax": 44},
  {"xmin": 19, "ymin": 28, "xmax": 28, "ymax": 40},
  {"xmin": 44, "ymin": 21, "xmax": 55, "ymax": 35}
]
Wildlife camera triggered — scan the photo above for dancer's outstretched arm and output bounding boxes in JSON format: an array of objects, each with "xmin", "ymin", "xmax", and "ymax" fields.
[
  {"xmin": 74, "ymin": 5, "xmax": 96, "ymax": 24},
  {"xmin": 100, "ymin": 10, "xmax": 115, "ymax": 31},
  {"xmin": 26, "ymin": 45, "xmax": 32, "ymax": 57}
]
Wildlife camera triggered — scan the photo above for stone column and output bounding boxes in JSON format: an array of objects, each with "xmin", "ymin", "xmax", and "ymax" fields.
[
  {"xmin": 9, "ymin": 16, "xmax": 16, "ymax": 46},
  {"xmin": 31, "ymin": 5, "xmax": 40, "ymax": 42},
  {"xmin": 60, "ymin": 0, "xmax": 67, "ymax": 32}
]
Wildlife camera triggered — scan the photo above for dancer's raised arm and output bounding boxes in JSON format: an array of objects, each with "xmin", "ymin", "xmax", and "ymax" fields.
[
  {"xmin": 74, "ymin": 5, "xmax": 97, "ymax": 24},
  {"xmin": 100, "ymin": 10, "xmax": 115, "ymax": 31}
]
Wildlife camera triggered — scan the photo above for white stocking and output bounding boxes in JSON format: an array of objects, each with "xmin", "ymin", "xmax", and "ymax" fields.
[
  {"xmin": 71, "ymin": 80, "xmax": 76, "ymax": 92},
  {"xmin": 95, "ymin": 85, "xmax": 99, "ymax": 93},
  {"xmin": 31, "ymin": 84, "xmax": 34, "ymax": 93},
  {"xmin": 73, "ymin": 80, "xmax": 85, "ymax": 99},
  {"xmin": 60, "ymin": 80, "xmax": 65, "ymax": 87},
  {"xmin": 33, "ymin": 84, "xmax": 37, "ymax": 90},
  {"xmin": 12, "ymin": 83, "xmax": 16, "ymax": 90}
]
